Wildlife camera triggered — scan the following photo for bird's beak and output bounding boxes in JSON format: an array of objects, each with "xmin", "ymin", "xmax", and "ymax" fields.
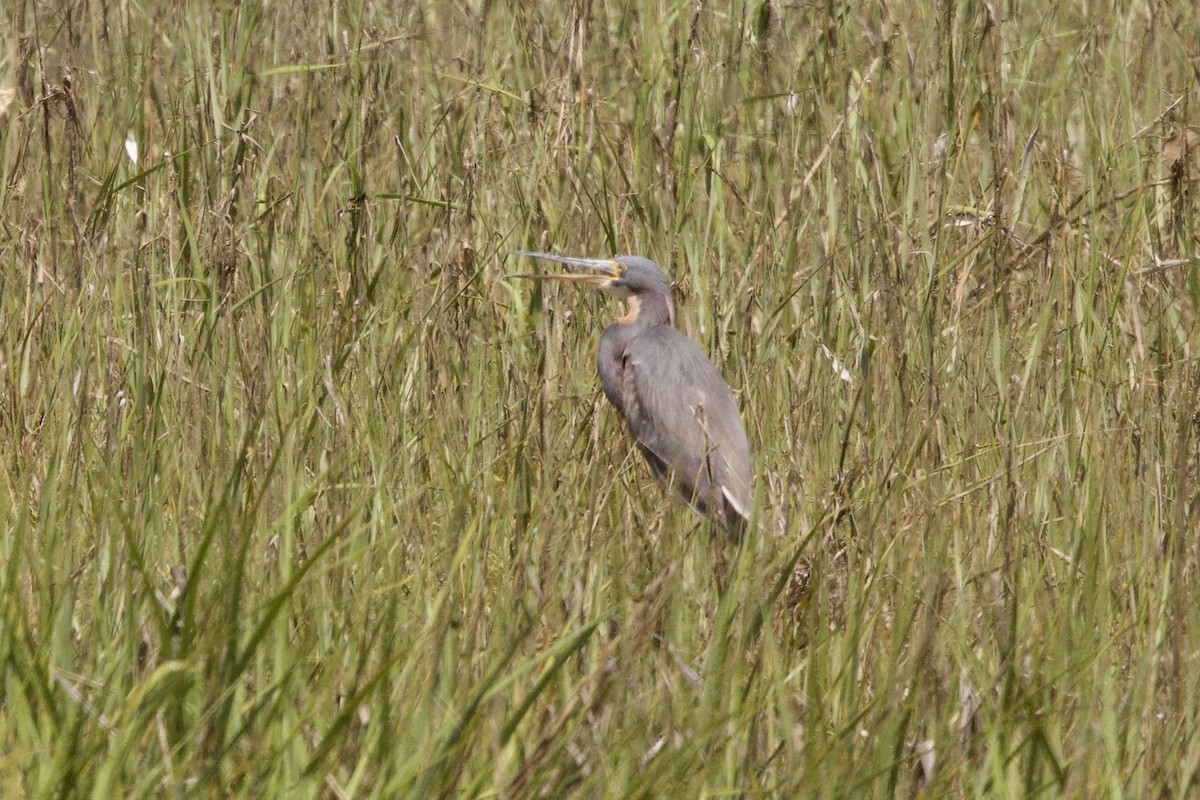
[{"xmin": 508, "ymin": 250, "xmax": 623, "ymax": 287}]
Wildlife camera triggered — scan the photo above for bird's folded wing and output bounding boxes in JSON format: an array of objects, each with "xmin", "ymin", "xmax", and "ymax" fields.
[{"xmin": 621, "ymin": 327, "xmax": 753, "ymax": 524}]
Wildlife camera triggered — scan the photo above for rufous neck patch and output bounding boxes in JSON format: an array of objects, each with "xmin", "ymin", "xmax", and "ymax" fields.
[{"xmin": 615, "ymin": 295, "xmax": 641, "ymax": 325}]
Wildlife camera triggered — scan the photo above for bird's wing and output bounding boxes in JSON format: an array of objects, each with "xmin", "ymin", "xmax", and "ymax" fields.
[{"xmin": 619, "ymin": 326, "xmax": 752, "ymax": 531}]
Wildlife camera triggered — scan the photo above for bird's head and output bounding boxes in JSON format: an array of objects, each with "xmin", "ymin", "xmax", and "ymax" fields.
[{"xmin": 510, "ymin": 251, "xmax": 674, "ymax": 326}]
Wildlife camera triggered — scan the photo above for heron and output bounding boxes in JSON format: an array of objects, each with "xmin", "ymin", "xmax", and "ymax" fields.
[{"xmin": 511, "ymin": 250, "xmax": 752, "ymax": 539}]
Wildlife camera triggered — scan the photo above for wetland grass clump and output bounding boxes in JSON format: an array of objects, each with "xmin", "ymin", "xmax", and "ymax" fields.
[{"xmin": 2, "ymin": 1, "xmax": 1199, "ymax": 796}]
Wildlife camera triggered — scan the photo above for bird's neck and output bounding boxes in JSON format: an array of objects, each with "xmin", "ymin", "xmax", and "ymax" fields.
[{"xmin": 617, "ymin": 293, "xmax": 674, "ymax": 328}]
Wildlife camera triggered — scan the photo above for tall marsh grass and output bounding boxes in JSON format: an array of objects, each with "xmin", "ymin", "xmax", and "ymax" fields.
[{"xmin": 2, "ymin": 0, "xmax": 1199, "ymax": 796}]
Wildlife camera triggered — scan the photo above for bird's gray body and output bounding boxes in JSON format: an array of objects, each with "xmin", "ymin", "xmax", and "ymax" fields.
[
  {"xmin": 597, "ymin": 298, "xmax": 752, "ymax": 536},
  {"xmin": 511, "ymin": 251, "xmax": 753, "ymax": 538}
]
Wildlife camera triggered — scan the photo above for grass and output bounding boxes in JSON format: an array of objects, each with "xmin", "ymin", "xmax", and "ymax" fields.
[{"xmin": 2, "ymin": 0, "xmax": 1199, "ymax": 796}]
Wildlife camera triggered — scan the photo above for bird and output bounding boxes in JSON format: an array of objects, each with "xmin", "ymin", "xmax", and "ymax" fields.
[{"xmin": 511, "ymin": 250, "xmax": 753, "ymax": 538}]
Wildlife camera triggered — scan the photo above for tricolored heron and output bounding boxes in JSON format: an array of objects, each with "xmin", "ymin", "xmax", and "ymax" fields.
[{"xmin": 511, "ymin": 251, "xmax": 752, "ymax": 538}]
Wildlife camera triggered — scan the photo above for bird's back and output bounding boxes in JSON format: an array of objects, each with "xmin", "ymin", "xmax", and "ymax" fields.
[{"xmin": 599, "ymin": 323, "xmax": 752, "ymax": 535}]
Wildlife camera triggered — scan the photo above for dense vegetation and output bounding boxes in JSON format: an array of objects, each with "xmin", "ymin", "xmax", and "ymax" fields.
[{"xmin": 3, "ymin": 1, "xmax": 1199, "ymax": 796}]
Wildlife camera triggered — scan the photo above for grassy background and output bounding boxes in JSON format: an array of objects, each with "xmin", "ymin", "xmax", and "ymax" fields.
[{"xmin": 3, "ymin": 0, "xmax": 1200, "ymax": 796}]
